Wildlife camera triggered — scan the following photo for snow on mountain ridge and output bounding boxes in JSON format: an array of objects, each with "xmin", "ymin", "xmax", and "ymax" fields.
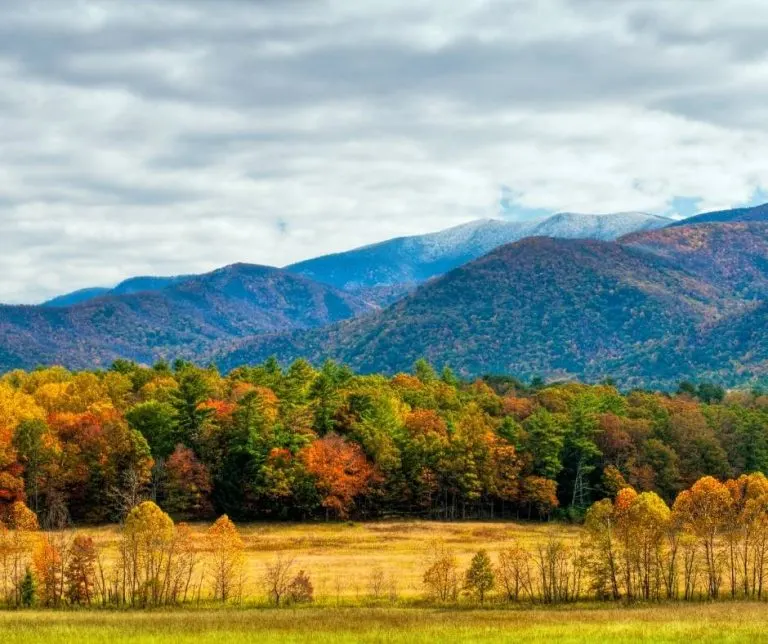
[
  {"xmin": 407, "ymin": 211, "xmax": 670, "ymax": 260},
  {"xmin": 41, "ymin": 211, "xmax": 673, "ymax": 308},
  {"xmin": 531, "ymin": 211, "xmax": 669, "ymax": 240}
]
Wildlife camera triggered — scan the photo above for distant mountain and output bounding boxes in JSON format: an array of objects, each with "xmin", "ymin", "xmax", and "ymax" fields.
[
  {"xmin": 43, "ymin": 275, "xmax": 190, "ymax": 307},
  {"xmin": 43, "ymin": 287, "xmax": 111, "ymax": 307},
  {"xmin": 110, "ymin": 275, "xmax": 190, "ymax": 296},
  {"xmin": 1, "ymin": 264, "xmax": 373, "ymax": 371},
  {"xmin": 532, "ymin": 211, "xmax": 671, "ymax": 239},
  {"xmin": 285, "ymin": 212, "xmax": 671, "ymax": 297},
  {"xmin": 669, "ymin": 201, "xmax": 768, "ymax": 227},
  {"xmin": 284, "ymin": 219, "xmax": 529, "ymax": 294},
  {"xmin": 219, "ymin": 222, "xmax": 768, "ymax": 388},
  {"xmin": 39, "ymin": 211, "xmax": 671, "ymax": 309}
]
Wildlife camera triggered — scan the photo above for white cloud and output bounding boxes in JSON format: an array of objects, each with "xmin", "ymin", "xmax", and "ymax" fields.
[{"xmin": 0, "ymin": 0, "xmax": 767, "ymax": 302}]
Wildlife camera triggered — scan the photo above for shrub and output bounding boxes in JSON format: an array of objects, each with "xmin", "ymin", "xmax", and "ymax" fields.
[{"xmin": 287, "ymin": 570, "xmax": 314, "ymax": 604}]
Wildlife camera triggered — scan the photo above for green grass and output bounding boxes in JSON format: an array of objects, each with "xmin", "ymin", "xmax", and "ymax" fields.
[{"xmin": 3, "ymin": 604, "xmax": 768, "ymax": 643}]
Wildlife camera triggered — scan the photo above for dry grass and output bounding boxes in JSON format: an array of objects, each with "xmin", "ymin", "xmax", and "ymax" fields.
[{"xmin": 84, "ymin": 519, "xmax": 582, "ymax": 599}]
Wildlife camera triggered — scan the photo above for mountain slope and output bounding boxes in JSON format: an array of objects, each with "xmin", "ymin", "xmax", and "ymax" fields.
[
  {"xmin": 219, "ymin": 236, "xmax": 735, "ymax": 385},
  {"xmin": 622, "ymin": 223, "xmax": 768, "ymax": 298},
  {"xmin": 285, "ymin": 212, "xmax": 671, "ymax": 296},
  {"xmin": 669, "ymin": 201, "xmax": 768, "ymax": 227},
  {"xmin": 43, "ymin": 275, "xmax": 190, "ymax": 307},
  {"xmin": 1, "ymin": 264, "xmax": 373, "ymax": 371},
  {"xmin": 43, "ymin": 287, "xmax": 111, "ymax": 307}
]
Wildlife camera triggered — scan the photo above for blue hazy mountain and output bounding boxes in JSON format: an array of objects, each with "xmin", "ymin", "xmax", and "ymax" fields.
[
  {"xmin": 40, "ymin": 211, "xmax": 671, "ymax": 308},
  {"xmin": 2, "ymin": 264, "xmax": 374, "ymax": 371},
  {"xmin": 42, "ymin": 275, "xmax": 191, "ymax": 307},
  {"xmin": 43, "ymin": 287, "xmax": 111, "ymax": 307},
  {"xmin": 285, "ymin": 212, "xmax": 671, "ymax": 298}
]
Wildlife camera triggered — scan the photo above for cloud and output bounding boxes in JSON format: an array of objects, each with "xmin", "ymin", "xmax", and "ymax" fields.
[{"xmin": 0, "ymin": 0, "xmax": 767, "ymax": 302}]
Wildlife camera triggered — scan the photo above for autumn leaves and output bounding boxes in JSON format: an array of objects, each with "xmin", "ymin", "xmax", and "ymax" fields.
[
  {"xmin": 583, "ymin": 474, "xmax": 768, "ymax": 601},
  {"xmin": 0, "ymin": 500, "xmax": 317, "ymax": 608}
]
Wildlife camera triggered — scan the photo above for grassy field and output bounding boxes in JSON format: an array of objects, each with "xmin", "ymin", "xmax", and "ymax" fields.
[
  {"xmin": 86, "ymin": 519, "xmax": 583, "ymax": 599},
  {"xmin": 3, "ymin": 604, "xmax": 768, "ymax": 643},
  {"xmin": 5, "ymin": 521, "xmax": 768, "ymax": 641}
]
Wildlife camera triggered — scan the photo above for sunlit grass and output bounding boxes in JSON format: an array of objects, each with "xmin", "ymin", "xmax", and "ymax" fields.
[
  {"xmin": 3, "ymin": 604, "xmax": 768, "ymax": 643},
  {"xmin": 84, "ymin": 519, "xmax": 583, "ymax": 598}
]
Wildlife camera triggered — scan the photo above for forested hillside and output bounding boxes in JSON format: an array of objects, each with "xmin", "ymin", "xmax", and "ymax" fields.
[
  {"xmin": 1, "ymin": 359, "xmax": 764, "ymax": 526},
  {"xmin": 0, "ymin": 265, "xmax": 373, "ymax": 371},
  {"xmin": 223, "ymin": 223, "xmax": 768, "ymax": 387}
]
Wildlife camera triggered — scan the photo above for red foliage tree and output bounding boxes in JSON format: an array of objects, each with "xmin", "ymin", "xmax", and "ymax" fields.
[{"xmin": 164, "ymin": 445, "xmax": 213, "ymax": 520}]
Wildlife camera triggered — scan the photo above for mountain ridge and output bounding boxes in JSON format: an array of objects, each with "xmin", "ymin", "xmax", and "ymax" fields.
[
  {"xmin": 39, "ymin": 211, "xmax": 672, "ymax": 308},
  {"xmin": 216, "ymin": 223, "xmax": 768, "ymax": 387},
  {"xmin": 1, "ymin": 263, "xmax": 374, "ymax": 371}
]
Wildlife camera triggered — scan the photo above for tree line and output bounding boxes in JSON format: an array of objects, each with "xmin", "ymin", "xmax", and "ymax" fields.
[
  {"xmin": 4, "ymin": 473, "xmax": 768, "ymax": 607},
  {"xmin": 0, "ymin": 357, "xmax": 766, "ymax": 525}
]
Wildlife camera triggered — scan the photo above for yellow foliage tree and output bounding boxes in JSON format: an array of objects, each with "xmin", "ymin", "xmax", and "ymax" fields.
[
  {"xmin": 672, "ymin": 476, "xmax": 732, "ymax": 598},
  {"xmin": 122, "ymin": 501, "xmax": 175, "ymax": 606},
  {"xmin": 0, "ymin": 501, "xmax": 39, "ymax": 605},
  {"xmin": 206, "ymin": 514, "xmax": 245, "ymax": 602}
]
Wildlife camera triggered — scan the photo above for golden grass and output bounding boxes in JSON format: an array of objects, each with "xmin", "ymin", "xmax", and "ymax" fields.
[
  {"xmin": 85, "ymin": 519, "xmax": 582, "ymax": 599},
  {"xmin": 3, "ymin": 604, "xmax": 768, "ymax": 643}
]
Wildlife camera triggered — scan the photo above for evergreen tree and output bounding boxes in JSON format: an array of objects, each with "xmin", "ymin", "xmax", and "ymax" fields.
[
  {"xmin": 19, "ymin": 568, "xmax": 36, "ymax": 607},
  {"xmin": 464, "ymin": 550, "xmax": 495, "ymax": 603}
]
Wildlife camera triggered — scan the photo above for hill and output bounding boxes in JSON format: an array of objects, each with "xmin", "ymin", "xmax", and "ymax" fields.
[
  {"xmin": 42, "ymin": 275, "xmax": 190, "ymax": 307},
  {"xmin": 285, "ymin": 212, "xmax": 670, "ymax": 298},
  {"xmin": 668, "ymin": 201, "xmax": 768, "ymax": 227},
  {"xmin": 219, "ymin": 235, "xmax": 739, "ymax": 386},
  {"xmin": 621, "ymin": 223, "xmax": 768, "ymax": 298},
  {"xmin": 0, "ymin": 264, "xmax": 373, "ymax": 371}
]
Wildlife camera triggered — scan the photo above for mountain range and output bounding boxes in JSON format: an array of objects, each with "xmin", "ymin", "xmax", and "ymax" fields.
[
  {"xmin": 217, "ymin": 221, "xmax": 768, "ymax": 388},
  {"xmin": 286, "ymin": 211, "xmax": 670, "ymax": 301},
  {"xmin": 0, "ymin": 265, "xmax": 372, "ymax": 371},
  {"xmin": 43, "ymin": 211, "xmax": 671, "ymax": 308},
  {"xmin": 3, "ymin": 202, "xmax": 768, "ymax": 387}
]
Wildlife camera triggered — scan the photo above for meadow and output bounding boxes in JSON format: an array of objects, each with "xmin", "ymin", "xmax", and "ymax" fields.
[
  {"xmin": 83, "ymin": 519, "xmax": 582, "ymax": 600},
  {"xmin": 5, "ymin": 519, "xmax": 768, "ymax": 642},
  {"xmin": 4, "ymin": 604, "xmax": 768, "ymax": 643}
]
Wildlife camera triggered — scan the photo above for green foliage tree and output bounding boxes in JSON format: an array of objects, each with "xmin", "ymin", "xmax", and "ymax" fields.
[
  {"xmin": 523, "ymin": 409, "xmax": 565, "ymax": 479},
  {"xmin": 19, "ymin": 567, "xmax": 35, "ymax": 607},
  {"xmin": 12, "ymin": 419, "xmax": 50, "ymax": 513},
  {"xmin": 125, "ymin": 401, "xmax": 180, "ymax": 460},
  {"xmin": 464, "ymin": 550, "xmax": 495, "ymax": 603}
]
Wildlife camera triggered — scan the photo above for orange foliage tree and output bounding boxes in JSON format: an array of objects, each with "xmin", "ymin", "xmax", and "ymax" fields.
[
  {"xmin": 672, "ymin": 476, "xmax": 732, "ymax": 598},
  {"xmin": 301, "ymin": 434, "xmax": 376, "ymax": 519}
]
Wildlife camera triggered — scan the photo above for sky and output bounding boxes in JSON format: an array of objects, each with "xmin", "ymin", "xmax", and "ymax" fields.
[{"xmin": 2, "ymin": 0, "xmax": 768, "ymax": 303}]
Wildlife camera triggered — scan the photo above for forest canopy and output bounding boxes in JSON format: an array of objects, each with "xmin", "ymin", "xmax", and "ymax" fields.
[{"xmin": 0, "ymin": 358, "xmax": 763, "ymax": 526}]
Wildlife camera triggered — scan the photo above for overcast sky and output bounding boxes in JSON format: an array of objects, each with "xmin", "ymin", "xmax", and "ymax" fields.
[{"xmin": 2, "ymin": 0, "xmax": 768, "ymax": 303}]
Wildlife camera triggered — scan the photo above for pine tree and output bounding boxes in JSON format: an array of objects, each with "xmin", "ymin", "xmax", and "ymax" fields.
[{"xmin": 19, "ymin": 567, "xmax": 35, "ymax": 607}]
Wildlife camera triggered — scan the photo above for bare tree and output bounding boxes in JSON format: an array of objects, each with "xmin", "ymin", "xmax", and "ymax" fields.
[
  {"xmin": 368, "ymin": 566, "xmax": 386, "ymax": 599},
  {"xmin": 109, "ymin": 467, "xmax": 149, "ymax": 522},
  {"xmin": 263, "ymin": 554, "xmax": 295, "ymax": 606}
]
